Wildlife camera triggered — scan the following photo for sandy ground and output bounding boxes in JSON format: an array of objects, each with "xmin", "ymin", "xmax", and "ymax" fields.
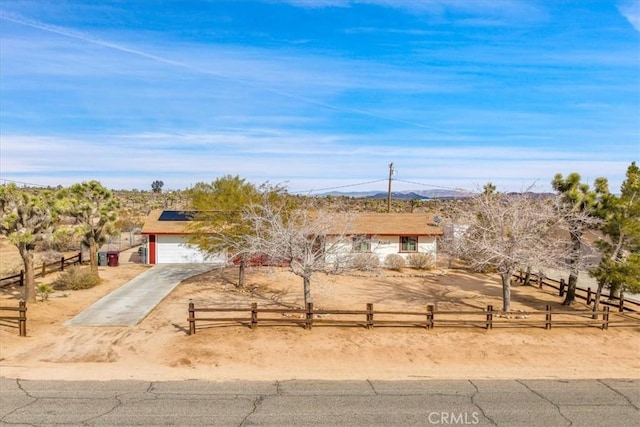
[{"xmin": 1, "ymin": 247, "xmax": 639, "ymax": 382}]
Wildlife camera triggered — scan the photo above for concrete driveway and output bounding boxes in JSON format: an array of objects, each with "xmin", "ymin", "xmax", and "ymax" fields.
[{"xmin": 64, "ymin": 264, "xmax": 218, "ymax": 327}]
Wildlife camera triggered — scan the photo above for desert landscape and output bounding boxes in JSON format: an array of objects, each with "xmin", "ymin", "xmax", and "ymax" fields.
[{"xmin": 1, "ymin": 243, "xmax": 638, "ymax": 383}]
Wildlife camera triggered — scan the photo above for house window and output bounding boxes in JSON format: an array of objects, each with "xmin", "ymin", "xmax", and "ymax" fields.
[
  {"xmin": 400, "ymin": 236, "xmax": 418, "ymax": 252},
  {"xmin": 352, "ymin": 235, "xmax": 371, "ymax": 252}
]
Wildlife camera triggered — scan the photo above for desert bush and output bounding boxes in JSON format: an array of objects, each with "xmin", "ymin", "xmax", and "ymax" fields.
[
  {"xmin": 384, "ymin": 254, "xmax": 406, "ymax": 270},
  {"xmin": 52, "ymin": 227, "xmax": 82, "ymax": 251},
  {"xmin": 350, "ymin": 253, "xmax": 380, "ymax": 271},
  {"xmin": 37, "ymin": 249, "xmax": 64, "ymax": 264},
  {"xmin": 407, "ymin": 252, "xmax": 434, "ymax": 270},
  {"xmin": 36, "ymin": 283, "xmax": 54, "ymax": 301},
  {"xmin": 52, "ymin": 266, "xmax": 100, "ymax": 290}
]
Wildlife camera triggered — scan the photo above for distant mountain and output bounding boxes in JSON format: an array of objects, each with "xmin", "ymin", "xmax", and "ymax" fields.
[
  {"xmin": 316, "ymin": 189, "xmax": 554, "ymax": 200},
  {"xmin": 365, "ymin": 191, "xmax": 434, "ymax": 200},
  {"xmin": 317, "ymin": 189, "xmax": 474, "ymax": 199}
]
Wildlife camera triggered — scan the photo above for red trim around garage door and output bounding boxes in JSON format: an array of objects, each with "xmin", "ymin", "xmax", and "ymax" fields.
[{"xmin": 149, "ymin": 235, "xmax": 156, "ymax": 264}]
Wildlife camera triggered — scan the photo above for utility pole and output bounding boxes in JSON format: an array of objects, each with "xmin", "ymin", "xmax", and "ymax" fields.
[{"xmin": 387, "ymin": 162, "xmax": 394, "ymax": 213}]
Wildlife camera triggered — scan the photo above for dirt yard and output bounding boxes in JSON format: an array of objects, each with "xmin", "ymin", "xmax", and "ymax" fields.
[{"xmin": 1, "ymin": 254, "xmax": 638, "ymax": 382}]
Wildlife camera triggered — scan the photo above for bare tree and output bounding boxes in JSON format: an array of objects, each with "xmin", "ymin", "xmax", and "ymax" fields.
[
  {"xmin": 0, "ymin": 184, "xmax": 59, "ymax": 302},
  {"xmin": 241, "ymin": 194, "xmax": 353, "ymax": 306},
  {"xmin": 459, "ymin": 188, "xmax": 565, "ymax": 312}
]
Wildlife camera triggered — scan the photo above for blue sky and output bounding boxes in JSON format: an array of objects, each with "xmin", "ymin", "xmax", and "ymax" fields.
[{"xmin": 0, "ymin": 0, "xmax": 638, "ymax": 194}]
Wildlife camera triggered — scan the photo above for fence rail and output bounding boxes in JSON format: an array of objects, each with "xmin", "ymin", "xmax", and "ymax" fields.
[
  {"xmin": 0, "ymin": 252, "xmax": 82, "ymax": 288},
  {"xmin": 187, "ymin": 301, "xmax": 640, "ymax": 334},
  {"xmin": 514, "ymin": 271, "xmax": 640, "ymax": 312},
  {"xmin": 0, "ymin": 300, "xmax": 27, "ymax": 336}
]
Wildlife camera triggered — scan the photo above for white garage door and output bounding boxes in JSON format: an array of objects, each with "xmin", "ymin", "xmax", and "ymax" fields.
[{"xmin": 156, "ymin": 235, "xmax": 225, "ymax": 264}]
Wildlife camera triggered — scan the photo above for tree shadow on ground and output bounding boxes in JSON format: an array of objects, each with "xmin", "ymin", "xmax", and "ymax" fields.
[{"xmin": 347, "ymin": 268, "xmax": 578, "ymax": 312}]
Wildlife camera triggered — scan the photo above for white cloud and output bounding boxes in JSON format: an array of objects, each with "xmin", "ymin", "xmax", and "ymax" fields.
[
  {"xmin": 618, "ymin": 0, "xmax": 640, "ymax": 32},
  {"xmin": 1, "ymin": 133, "xmax": 633, "ymax": 193}
]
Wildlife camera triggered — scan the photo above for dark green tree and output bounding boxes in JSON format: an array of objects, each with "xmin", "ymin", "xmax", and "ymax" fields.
[
  {"xmin": 151, "ymin": 180, "xmax": 164, "ymax": 193},
  {"xmin": 590, "ymin": 162, "xmax": 640, "ymax": 311}
]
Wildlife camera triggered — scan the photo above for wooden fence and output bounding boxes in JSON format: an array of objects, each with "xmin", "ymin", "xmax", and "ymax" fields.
[
  {"xmin": 0, "ymin": 252, "xmax": 82, "ymax": 288},
  {"xmin": 0, "ymin": 300, "xmax": 27, "ymax": 336},
  {"xmin": 187, "ymin": 301, "xmax": 640, "ymax": 334},
  {"xmin": 514, "ymin": 271, "xmax": 640, "ymax": 312}
]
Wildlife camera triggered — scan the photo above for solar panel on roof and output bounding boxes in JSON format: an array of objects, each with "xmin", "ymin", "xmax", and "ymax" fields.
[{"xmin": 158, "ymin": 210, "xmax": 198, "ymax": 221}]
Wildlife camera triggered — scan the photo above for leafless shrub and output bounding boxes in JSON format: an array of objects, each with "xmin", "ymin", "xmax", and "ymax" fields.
[
  {"xmin": 384, "ymin": 254, "xmax": 406, "ymax": 270},
  {"xmin": 350, "ymin": 253, "xmax": 380, "ymax": 271},
  {"xmin": 407, "ymin": 252, "xmax": 434, "ymax": 270}
]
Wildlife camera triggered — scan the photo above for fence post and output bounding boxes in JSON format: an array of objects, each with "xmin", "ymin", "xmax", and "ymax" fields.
[
  {"xmin": 41, "ymin": 262, "xmax": 46, "ymax": 277},
  {"xmin": 19, "ymin": 270, "xmax": 24, "ymax": 287},
  {"xmin": 78, "ymin": 251, "xmax": 83, "ymax": 265},
  {"xmin": 603, "ymin": 306, "xmax": 610, "ymax": 330},
  {"xmin": 619, "ymin": 293, "xmax": 624, "ymax": 312},
  {"xmin": 586, "ymin": 287, "xmax": 592, "ymax": 305},
  {"xmin": 60, "ymin": 256, "xmax": 65, "ymax": 271},
  {"xmin": 427, "ymin": 304, "xmax": 434, "ymax": 330},
  {"xmin": 18, "ymin": 300, "xmax": 27, "ymax": 337},
  {"xmin": 366, "ymin": 303, "xmax": 373, "ymax": 329},
  {"xmin": 188, "ymin": 300, "xmax": 195, "ymax": 335},
  {"xmin": 559, "ymin": 279, "xmax": 565, "ymax": 297},
  {"xmin": 305, "ymin": 302, "xmax": 314, "ymax": 330},
  {"xmin": 545, "ymin": 305, "xmax": 552, "ymax": 330},
  {"xmin": 538, "ymin": 275, "xmax": 543, "ymax": 289},
  {"xmin": 485, "ymin": 305, "xmax": 493, "ymax": 330},
  {"xmin": 251, "ymin": 302, "xmax": 258, "ymax": 330}
]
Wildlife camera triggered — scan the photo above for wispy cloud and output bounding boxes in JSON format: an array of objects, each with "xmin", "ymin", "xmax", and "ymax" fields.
[
  {"xmin": 618, "ymin": 0, "xmax": 640, "ymax": 32},
  {"xmin": 279, "ymin": 0, "xmax": 546, "ymax": 24}
]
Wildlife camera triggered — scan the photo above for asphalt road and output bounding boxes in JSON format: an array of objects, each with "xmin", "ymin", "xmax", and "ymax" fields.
[{"xmin": 1, "ymin": 378, "xmax": 638, "ymax": 426}]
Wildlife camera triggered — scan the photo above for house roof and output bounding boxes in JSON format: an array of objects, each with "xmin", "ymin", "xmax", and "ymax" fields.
[
  {"xmin": 334, "ymin": 213, "xmax": 443, "ymax": 236},
  {"xmin": 142, "ymin": 210, "xmax": 442, "ymax": 236},
  {"xmin": 141, "ymin": 210, "xmax": 194, "ymax": 235}
]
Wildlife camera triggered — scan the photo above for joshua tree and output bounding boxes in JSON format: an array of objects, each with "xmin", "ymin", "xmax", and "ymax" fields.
[
  {"xmin": 59, "ymin": 181, "xmax": 120, "ymax": 275},
  {"xmin": 552, "ymin": 172, "xmax": 600, "ymax": 305},
  {"xmin": 0, "ymin": 184, "xmax": 59, "ymax": 302}
]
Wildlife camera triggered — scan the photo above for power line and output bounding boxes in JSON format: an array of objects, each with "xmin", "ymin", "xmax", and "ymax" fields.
[
  {"xmin": 393, "ymin": 179, "xmax": 476, "ymax": 195},
  {"xmin": 291, "ymin": 179, "xmax": 388, "ymax": 195}
]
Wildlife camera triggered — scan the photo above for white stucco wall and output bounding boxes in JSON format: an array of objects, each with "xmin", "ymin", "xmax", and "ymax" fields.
[{"xmin": 325, "ymin": 235, "xmax": 438, "ymax": 264}]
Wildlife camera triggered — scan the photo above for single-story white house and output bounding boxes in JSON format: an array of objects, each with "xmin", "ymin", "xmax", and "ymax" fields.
[
  {"xmin": 141, "ymin": 210, "xmax": 443, "ymax": 265},
  {"xmin": 324, "ymin": 212, "xmax": 443, "ymax": 264}
]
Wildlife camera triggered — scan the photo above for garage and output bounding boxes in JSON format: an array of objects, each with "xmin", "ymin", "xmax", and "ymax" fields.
[
  {"xmin": 156, "ymin": 235, "xmax": 224, "ymax": 264},
  {"xmin": 141, "ymin": 210, "xmax": 227, "ymax": 265}
]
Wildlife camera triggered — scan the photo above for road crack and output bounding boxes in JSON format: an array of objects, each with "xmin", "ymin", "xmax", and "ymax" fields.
[
  {"xmin": 238, "ymin": 395, "xmax": 264, "ymax": 427},
  {"xmin": 597, "ymin": 379, "xmax": 639, "ymax": 410},
  {"xmin": 516, "ymin": 380, "xmax": 573, "ymax": 426},
  {"xmin": 468, "ymin": 380, "xmax": 497, "ymax": 426}
]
